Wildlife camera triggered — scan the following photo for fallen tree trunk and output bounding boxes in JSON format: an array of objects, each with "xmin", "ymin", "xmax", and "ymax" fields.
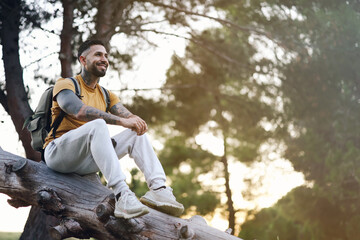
[{"xmin": 0, "ymin": 147, "xmax": 241, "ymax": 240}]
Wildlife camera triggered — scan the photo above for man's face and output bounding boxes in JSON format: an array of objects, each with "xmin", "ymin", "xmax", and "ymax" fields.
[{"xmin": 82, "ymin": 45, "xmax": 109, "ymax": 77}]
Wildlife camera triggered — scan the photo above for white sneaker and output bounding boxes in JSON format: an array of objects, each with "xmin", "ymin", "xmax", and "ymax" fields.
[
  {"xmin": 140, "ymin": 187, "xmax": 184, "ymax": 217},
  {"xmin": 114, "ymin": 190, "xmax": 149, "ymax": 219}
]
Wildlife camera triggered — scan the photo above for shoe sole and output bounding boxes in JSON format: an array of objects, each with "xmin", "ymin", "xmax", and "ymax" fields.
[
  {"xmin": 114, "ymin": 207, "xmax": 149, "ymax": 219},
  {"xmin": 140, "ymin": 196, "xmax": 183, "ymax": 217}
]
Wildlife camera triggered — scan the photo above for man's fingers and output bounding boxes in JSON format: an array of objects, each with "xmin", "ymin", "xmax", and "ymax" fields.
[
  {"xmin": 137, "ymin": 119, "xmax": 146, "ymax": 130},
  {"xmin": 137, "ymin": 120, "xmax": 147, "ymax": 135},
  {"xmin": 126, "ymin": 116, "xmax": 148, "ymax": 135},
  {"xmin": 135, "ymin": 121, "xmax": 144, "ymax": 135}
]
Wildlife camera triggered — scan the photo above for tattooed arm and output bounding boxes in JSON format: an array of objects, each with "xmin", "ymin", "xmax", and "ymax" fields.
[
  {"xmin": 109, "ymin": 102, "xmax": 133, "ymax": 118},
  {"xmin": 110, "ymin": 102, "xmax": 148, "ymax": 134},
  {"xmin": 56, "ymin": 90, "xmax": 147, "ymax": 135}
]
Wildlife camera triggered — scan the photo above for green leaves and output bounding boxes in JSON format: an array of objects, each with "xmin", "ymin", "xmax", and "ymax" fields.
[{"xmin": 226, "ymin": 0, "xmax": 360, "ymax": 238}]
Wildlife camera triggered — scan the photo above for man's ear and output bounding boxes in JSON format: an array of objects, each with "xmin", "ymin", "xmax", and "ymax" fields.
[{"xmin": 79, "ymin": 56, "xmax": 86, "ymax": 66}]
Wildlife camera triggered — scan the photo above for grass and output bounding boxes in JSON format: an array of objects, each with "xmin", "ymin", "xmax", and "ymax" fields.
[
  {"xmin": 0, "ymin": 232, "xmax": 90, "ymax": 240},
  {"xmin": 0, "ymin": 232, "xmax": 21, "ymax": 240}
]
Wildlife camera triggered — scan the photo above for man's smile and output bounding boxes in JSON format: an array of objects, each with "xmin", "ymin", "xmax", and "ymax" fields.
[{"xmin": 97, "ymin": 62, "xmax": 108, "ymax": 71}]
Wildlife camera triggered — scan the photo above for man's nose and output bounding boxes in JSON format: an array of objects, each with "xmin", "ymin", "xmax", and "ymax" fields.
[{"xmin": 100, "ymin": 55, "xmax": 108, "ymax": 63}]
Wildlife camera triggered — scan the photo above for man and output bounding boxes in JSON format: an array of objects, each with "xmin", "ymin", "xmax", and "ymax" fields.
[{"xmin": 43, "ymin": 39, "xmax": 184, "ymax": 219}]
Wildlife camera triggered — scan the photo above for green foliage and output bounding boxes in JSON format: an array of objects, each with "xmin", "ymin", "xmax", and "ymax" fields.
[
  {"xmin": 127, "ymin": 134, "xmax": 220, "ymax": 216},
  {"xmin": 170, "ymin": 171, "xmax": 219, "ymax": 216},
  {"xmin": 128, "ymin": 168, "xmax": 149, "ymax": 197},
  {"xmin": 240, "ymin": 207, "xmax": 306, "ymax": 240},
  {"xmin": 127, "ymin": 9, "xmax": 278, "ymax": 226},
  {"xmin": 0, "ymin": 232, "xmax": 21, "ymax": 240},
  {"xmin": 127, "ymin": 96, "xmax": 170, "ymax": 126},
  {"xmin": 276, "ymin": 0, "xmax": 360, "ymax": 212},
  {"xmin": 159, "ymin": 135, "xmax": 220, "ymax": 215},
  {"xmin": 239, "ymin": 187, "xmax": 339, "ymax": 240},
  {"xmin": 164, "ymin": 27, "xmax": 273, "ymax": 147},
  {"xmin": 227, "ymin": 0, "xmax": 360, "ymax": 238},
  {"xmin": 159, "ymin": 135, "xmax": 217, "ymax": 172}
]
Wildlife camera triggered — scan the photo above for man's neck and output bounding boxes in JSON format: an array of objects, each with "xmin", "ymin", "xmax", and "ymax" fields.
[{"xmin": 81, "ymin": 71, "xmax": 99, "ymax": 89}]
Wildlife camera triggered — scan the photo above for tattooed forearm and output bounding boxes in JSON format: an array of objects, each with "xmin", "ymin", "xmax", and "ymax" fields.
[
  {"xmin": 76, "ymin": 104, "xmax": 147, "ymax": 132},
  {"xmin": 110, "ymin": 103, "xmax": 133, "ymax": 118},
  {"xmin": 77, "ymin": 105, "xmax": 120, "ymax": 125}
]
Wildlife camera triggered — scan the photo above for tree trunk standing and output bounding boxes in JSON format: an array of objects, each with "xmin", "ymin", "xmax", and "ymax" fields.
[
  {"xmin": 59, "ymin": 0, "xmax": 74, "ymax": 78},
  {"xmin": 0, "ymin": 1, "xmax": 57, "ymax": 239},
  {"xmin": 222, "ymin": 156, "xmax": 235, "ymax": 233},
  {"xmin": 95, "ymin": 0, "xmax": 116, "ymax": 44},
  {"xmin": 221, "ymin": 137, "xmax": 236, "ymax": 234},
  {"xmin": 94, "ymin": 0, "xmax": 132, "ymax": 47},
  {"xmin": 20, "ymin": 206, "xmax": 59, "ymax": 240},
  {"xmin": 0, "ymin": 0, "xmax": 40, "ymax": 161}
]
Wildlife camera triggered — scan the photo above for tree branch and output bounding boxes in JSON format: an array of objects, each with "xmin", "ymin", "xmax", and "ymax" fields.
[
  {"xmin": 0, "ymin": 148, "xmax": 242, "ymax": 240},
  {"xmin": 146, "ymin": 1, "xmax": 265, "ymax": 34},
  {"xmin": 22, "ymin": 51, "xmax": 58, "ymax": 70},
  {"xmin": 111, "ymin": 83, "xmax": 205, "ymax": 92},
  {"xmin": 144, "ymin": 0, "xmax": 289, "ymax": 49},
  {"xmin": 137, "ymin": 28, "xmax": 253, "ymax": 69},
  {"xmin": 137, "ymin": 28, "xmax": 191, "ymax": 40}
]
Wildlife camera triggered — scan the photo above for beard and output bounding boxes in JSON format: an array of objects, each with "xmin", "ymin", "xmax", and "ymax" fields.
[{"xmin": 88, "ymin": 61, "xmax": 107, "ymax": 77}]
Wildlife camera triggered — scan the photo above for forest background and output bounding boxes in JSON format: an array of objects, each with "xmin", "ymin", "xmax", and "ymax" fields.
[{"xmin": 0, "ymin": 0, "xmax": 359, "ymax": 239}]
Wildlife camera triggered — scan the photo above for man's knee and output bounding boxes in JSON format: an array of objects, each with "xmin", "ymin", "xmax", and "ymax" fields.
[
  {"xmin": 84, "ymin": 119, "xmax": 110, "ymax": 141},
  {"xmin": 125, "ymin": 128, "xmax": 138, "ymax": 136},
  {"xmin": 112, "ymin": 128, "xmax": 144, "ymax": 147},
  {"xmin": 87, "ymin": 119, "xmax": 107, "ymax": 131},
  {"xmin": 90, "ymin": 118, "xmax": 106, "ymax": 126}
]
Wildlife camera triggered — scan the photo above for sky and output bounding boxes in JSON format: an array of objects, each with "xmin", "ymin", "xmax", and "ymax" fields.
[{"xmin": 0, "ymin": 2, "xmax": 305, "ymax": 233}]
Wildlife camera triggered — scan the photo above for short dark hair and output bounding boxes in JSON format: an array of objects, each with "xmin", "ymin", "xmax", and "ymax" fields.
[{"xmin": 77, "ymin": 39, "xmax": 106, "ymax": 60}]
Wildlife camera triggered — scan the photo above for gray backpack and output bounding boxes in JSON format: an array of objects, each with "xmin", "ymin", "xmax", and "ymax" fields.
[{"xmin": 23, "ymin": 77, "xmax": 110, "ymax": 153}]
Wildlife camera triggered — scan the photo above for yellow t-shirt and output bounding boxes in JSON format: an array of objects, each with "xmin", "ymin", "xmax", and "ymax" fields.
[{"xmin": 43, "ymin": 75, "xmax": 120, "ymax": 148}]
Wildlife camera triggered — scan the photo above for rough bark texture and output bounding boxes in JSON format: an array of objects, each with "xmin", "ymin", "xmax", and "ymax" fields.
[
  {"xmin": 20, "ymin": 206, "xmax": 59, "ymax": 240},
  {"xmin": 94, "ymin": 0, "xmax": 132, "ymax": 48},
  {"xmin": 0, "ymin": 147, "xmax": 241, "ymax": 240},
  {"xmin": 59, "ymin": 0, "xmax": 74, "ymax": 78},
  {"xmin": 0, "ymin": 1, "xmax": 57, "ymax": 238},
  {"xmin": 0, "ymin": 0, "xmax": 40, "ymax": 161}
]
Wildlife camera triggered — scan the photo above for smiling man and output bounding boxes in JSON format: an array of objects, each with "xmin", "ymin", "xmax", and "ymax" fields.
[{"xmin": 43, "ymin": 39, "xmax": 184, "ymax": 219}]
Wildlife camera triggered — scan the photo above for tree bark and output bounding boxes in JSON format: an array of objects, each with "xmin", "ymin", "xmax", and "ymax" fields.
[
  {"xmin": 20, "ymin": 206, "xmax": 59, "ymax": 240},
  {"xmin": 59, "ymin": 0, "xmax": 74, "ymax": 78},
  {"xmin": 220, "ymin": 134, "xmax": 236, "ymax": 234},
  {"xmin": 94, "ymin": 0, "xmax": 132, "ymax": 47},
  {"xmin": 0, "ymin": 147, "xmax": 241, "ymax": 240},
  {"xmin": 0, "ymin": 1, "xmax": 57, "ymax": 238},
  {"xmin": 0, "ymin": 0, "xmax": 40, "ymax": 161},
  {"xmin": 222, "ymin": 155, "xmax": 236, "ymax": 233}
]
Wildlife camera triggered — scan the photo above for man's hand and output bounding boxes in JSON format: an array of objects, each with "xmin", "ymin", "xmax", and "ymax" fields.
[
  {"xmin": 121, "ymin": 115, "xmax": 148, "ymax": 135},
  {"xmin": 58, "ymin": 90, "xmax": 148, "ymax": 134},
  {"xmin": 109, "ymin": 103, "xmax": 147, "ymax": 134}
]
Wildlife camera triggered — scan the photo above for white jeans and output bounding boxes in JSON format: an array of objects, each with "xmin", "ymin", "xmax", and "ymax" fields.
[{"xmin": 44, "ymin": 119, "xmax": 166, "ymax": 194}]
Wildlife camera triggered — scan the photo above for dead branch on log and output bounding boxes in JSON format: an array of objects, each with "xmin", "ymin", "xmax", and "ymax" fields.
[{"xmin": 0, "ymin": 147, "xmax": 241, "ymax": 239}]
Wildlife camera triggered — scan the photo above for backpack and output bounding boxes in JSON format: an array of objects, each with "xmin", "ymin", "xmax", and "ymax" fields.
[{"xmin": 23, "ymin": 77, "xmax": 110, "ymax": 153}]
